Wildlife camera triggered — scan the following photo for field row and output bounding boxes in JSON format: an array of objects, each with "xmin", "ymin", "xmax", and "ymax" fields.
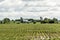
[
  {"xmin": 0, "ymin": 32, "xmax": 60, "ymax": 40},
  {"xmin": 0, "ymin": 24, "xmax": 60, "ymax": 40}
]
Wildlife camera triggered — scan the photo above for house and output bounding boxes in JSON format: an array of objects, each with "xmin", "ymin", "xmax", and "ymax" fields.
[
  {"xmin": 23, "ymin": 19, "xmax": 32, "ymax": 23},
  {"xmin": 15, "ymin": 19, "xmax": 32, "ymax": 24}
]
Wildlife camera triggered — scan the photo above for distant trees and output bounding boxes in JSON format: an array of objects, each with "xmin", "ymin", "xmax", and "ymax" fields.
[
  {"xmin": 44, "ymin": 18, "xmax": 49, "ymax": 23},
  {"xmin": 53, "ymin": 18, "xmax": 58, "ymax": 23},
  {"xmin": 33, "ymin": 21, "xmax": 36, "ymax": 24},
  {"xmin": 0, "ymin": 21, "xmax": 2, "ymax": 24},
  {"xmin": 20, "ymin": 17, "xmax": 23, "ymax": 23},
  {"xmin": 40, "ymin": 17, "xmax": 58, "ymax": 24},
  {"xmin": 0, "ymin": 17, "xmax": 58, "ymax": 24},
  {"xmin": 3, "ymin": 18, "xmax": 10, "ymax": 24},
  {"xmin": 49, "ymin": 20, "xmax": 54, "ymax": 23},
  {"xmin": 11, "ymin": 20, "xmax": 15, "ymax": 23},
  {"xmin": 40, "ymin": 17, "xmax": 43, "ymax": 21}
]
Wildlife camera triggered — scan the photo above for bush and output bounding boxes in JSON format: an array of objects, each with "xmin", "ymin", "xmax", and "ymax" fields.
[
  {"xmin": 33, "ymin": 21, "xmax": 36, "ymax": 24},
  {"xmin": 0, "ymin": 21, "xmax": 2, "ymax": 24}
]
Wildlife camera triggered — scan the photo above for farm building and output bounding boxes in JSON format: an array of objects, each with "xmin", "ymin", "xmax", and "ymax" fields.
[{"xmin": 15, "ymin": 19, "xmax": 32, "ymax": 23}]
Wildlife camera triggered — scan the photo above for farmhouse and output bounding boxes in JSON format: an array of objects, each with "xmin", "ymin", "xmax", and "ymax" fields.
[
  {"xmin": 23, "ymin": 19, "xmax": 32, "ymax": 23},
  {"xmin": 15, "ymin": 19, "xmax": 31, "ymax": 23}
]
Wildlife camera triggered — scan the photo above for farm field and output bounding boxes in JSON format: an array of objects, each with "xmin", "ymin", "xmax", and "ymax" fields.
[{"xmin": 0, "ymin": 23, "xmax": 60, "ymax": 40}]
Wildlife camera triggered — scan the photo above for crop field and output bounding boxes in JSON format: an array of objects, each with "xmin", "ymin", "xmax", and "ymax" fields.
[{"xmin": 0, "ymin": 23, "xmax": 60, "ymax": 40}]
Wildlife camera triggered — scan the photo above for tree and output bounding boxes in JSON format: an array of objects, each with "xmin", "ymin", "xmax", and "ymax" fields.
[
  {"xmin": 33, "ymin": 21, "xmax": 36, "ymax": 24},
  {"xmin": 53, "ymin": 18, "xmax": 58, "ymax": 23},
  {"xmin": 44, "ymin": 18, "xmax": 49, "ymax": 23},
  {"xmin": 3, "ymin": 18, "xmax": 10, "ymax": 24},
  {"xmin": 40, "ymin": 17, "xmax": 43, "ymax": 21},
  {"xmin": 49, "ymin": 20, "xmax": 54, "ymax": 23},
  {"xmin": 11, "ymin": 20, "xmax": 15, "ymax": 23},
  {"xmin": 20, "ymin": 17, "xmax": 23, "ymax": 23},
  {"xmin": 0, "ymin": 21, "xmax": 2, "ymax": 24},
  {"xmin": 41, "ymin": 18, "xmax": 52, "ymax": 24}
]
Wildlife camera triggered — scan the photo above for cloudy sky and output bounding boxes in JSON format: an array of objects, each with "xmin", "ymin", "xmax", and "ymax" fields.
[{"xmin": 0, "ymin": 0, "xmax": 60, "ymax": 20}]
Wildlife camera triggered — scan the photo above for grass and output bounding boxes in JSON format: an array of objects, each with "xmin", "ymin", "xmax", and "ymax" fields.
[{"xmin": 0, "ymin": 23, "xmax": 60, "ymax": 40}]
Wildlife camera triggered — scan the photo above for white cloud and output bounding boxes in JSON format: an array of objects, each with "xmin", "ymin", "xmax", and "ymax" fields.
[{"xmin": 0, "ymin": 0, "xmax": 60, "ymax": 20}]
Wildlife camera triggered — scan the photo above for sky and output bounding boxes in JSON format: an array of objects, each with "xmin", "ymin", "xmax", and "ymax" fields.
[{"xmin": 0, "ymin": 0, "xmax": 60, "ymax": 20}]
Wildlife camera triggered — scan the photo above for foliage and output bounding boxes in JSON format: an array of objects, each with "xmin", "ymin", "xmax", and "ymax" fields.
[
  {"xmin": 20, "ymin": 17, "xmax": 23, "ymax": 23},
  {"xmin": 0, "ymin": 21, "xmax": 2, "ymax": 24},
  {"xmin": 33, "ymin": 21, "xmax": 36, "ymax": 24},
  {"xmin": 0, "ymin": 17, "xmax": 59, "ymax": 24},
  {"xmin": 40, "ymin": 17, "xmax": 43, "ymax": 21},
  {"xmin": 41, "ymin": 17, "xmax": 58, "ymax": 24},
  {"xmin": 53, "ymin": 18, "xmax": 58, "ymax": 23},
  {"xmin": 3, "ymin": 18, "xmax": 10, "ymax": 24}
]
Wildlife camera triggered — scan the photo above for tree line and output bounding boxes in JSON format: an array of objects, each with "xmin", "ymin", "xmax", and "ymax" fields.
[{"xmin": 0, "ymin": 17, "xmax": 58, "ymax": 24}]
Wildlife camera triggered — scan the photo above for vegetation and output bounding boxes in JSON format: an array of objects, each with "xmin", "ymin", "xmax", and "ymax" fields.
[
  {"xmin": 0, "ymin": 17, "xmax": 59, "ymax": 40},
  {"xmin": 3, "ymin": 18, "xmax": 10, "ymax": 24},
  {"xmin": 0, "ymin": 23, "xmax": 60, "ymax": 40},
  {"xmin": 0, "ymin": 17, "xmax": 58, "ymax": 24},
  {"xmin": 20, "ymin": 17, "xmax": 23, "ymax": 23}
]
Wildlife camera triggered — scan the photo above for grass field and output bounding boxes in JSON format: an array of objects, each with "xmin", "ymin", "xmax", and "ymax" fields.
[{"xmin": 0, "ymin": 23, "xmax": 60, "ymax": 40}]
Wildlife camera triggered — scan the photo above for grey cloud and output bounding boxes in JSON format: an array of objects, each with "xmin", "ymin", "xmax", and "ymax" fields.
[
  {"xmin": 0, "ymin": 0, "xmax": 60, "ymax": 19},
  {"xmin": 0, "ymin": 0, "xmax": 4, "ymax": 2}
]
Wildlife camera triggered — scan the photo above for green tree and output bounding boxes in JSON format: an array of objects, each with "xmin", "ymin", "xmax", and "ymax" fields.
[
  {"xmin": 33, "ymin": 21, "xmax": 36, "ymax": 24},
  {"xmin": 20, "ymin": 17, "xmax": 23, "ymax": 23},
  {"xmin": 3, "ymin": 18, "xmax": 10, "ymax": 24},
  {"xmin": 44, "ymin": 18, "xmax": 49, "ymax": 23},
  {"xmin": 53, "ymin": 18, "xmax": 58, "ymax": 23},
  {"xmin": 40, "ymin": 17, "xmax": 43, "ymax": 21},
  {"xmin": 0, "ymin": 21, "xmax": 2, "ymax": 24}
]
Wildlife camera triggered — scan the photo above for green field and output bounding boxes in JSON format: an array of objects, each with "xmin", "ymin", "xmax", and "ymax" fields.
[{"xmin": 0, "ymin": 23, "xmax": 60, "ymax": 40}]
